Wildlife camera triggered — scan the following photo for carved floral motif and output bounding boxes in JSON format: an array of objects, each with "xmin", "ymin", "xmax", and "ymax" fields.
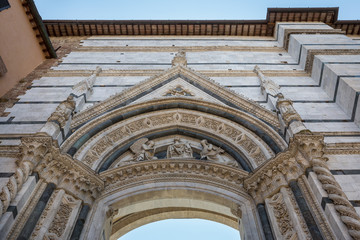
[{"xmin": 268, "ymin": 192, "xmax": 297, "ymax": 239}]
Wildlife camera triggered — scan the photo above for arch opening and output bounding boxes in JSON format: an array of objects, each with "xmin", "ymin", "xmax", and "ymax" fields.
[
  {"xmin": 117, "ymin": 219, "xmax": 241, "ymax": 240},
  {"xmin": 83, "ymin": 168, "xmax": 263, "ymax": 240}
]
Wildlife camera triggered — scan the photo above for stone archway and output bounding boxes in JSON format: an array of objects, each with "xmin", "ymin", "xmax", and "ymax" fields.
[{"xmin": 83, "ymin": 159, "xmax": 260, "ymax": 240}]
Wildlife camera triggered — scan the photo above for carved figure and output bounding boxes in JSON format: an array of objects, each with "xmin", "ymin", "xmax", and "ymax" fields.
[
  {"xmin": 47, "ymin": 95, "xmax": 76, "ymax": 127},
  {"xmin": 254, "ymin": 65, "xmax": 281, "ymax": 97},
  {"xmin": 200, "ymin": 139, "xmax": 224, "ymax": 161},
  {"xmin": 171, "ymin": 50, "xmax": 187, "ymax": 66},
  {"xmin": 130, "ymin": 138, "xmax": 157, "ymax": 161},
  {"xmin": 166, "ymin": 137, "xmax": 193, "ymax": 158},
  {"xmin": 163, "ymin": 85, "xmax": 194, "ymax": 96}
]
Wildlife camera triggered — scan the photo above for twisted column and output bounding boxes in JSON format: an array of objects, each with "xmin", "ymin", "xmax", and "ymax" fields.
[{"xmin": 312, "ymin": 157, "xmax": 360, "ymax": 239}]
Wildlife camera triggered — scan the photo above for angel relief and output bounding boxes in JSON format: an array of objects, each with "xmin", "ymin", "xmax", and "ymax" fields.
[{"xmin": 130, "ymin": 138, "xmax": 157, "ymax": 161}]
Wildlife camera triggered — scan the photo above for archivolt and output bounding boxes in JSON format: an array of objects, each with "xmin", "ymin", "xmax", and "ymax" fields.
[{"xmin": 65, "ymin": 110, "xmax": 285, "ymax": 172}]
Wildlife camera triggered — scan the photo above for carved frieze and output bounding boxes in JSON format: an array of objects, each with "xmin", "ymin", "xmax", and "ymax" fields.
[
  {"xmin": 266, "ymin": 187, "xmax": 311, "ymax": 239},
  {"xmin": 101, "ymin": 159, "xmax": 249, "ymax": 194},
  {"xmin": 74, "ymin": 110, "xmax": 273, "ymax": 170}
]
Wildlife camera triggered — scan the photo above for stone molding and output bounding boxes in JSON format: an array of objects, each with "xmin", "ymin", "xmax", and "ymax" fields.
[
  {"xmin": 71, "ymin": 65, "xmax": 279, "ymax": 129},
  {"xmin": 325, "ymin": 142, "xmax": 360, "ymax": 155},
  {"xmin": 0, "ymin": 134, "xmax": 52, "ymax": 218},
  {"xmin": 30, "ymin": 189, "xmax": 82, "ymax": 240},
  {"xmin": 305, "ymin": 49, "xmax": 360, "ymax": 73},
  {"xmin": 44, "ymin": 69, "xmax": 309, "ymax": 78},
  {"xmin": 265, "ymin": 187, "xmax": 311, "ymax": 239},
  {"xmin": 283, "ymin": 28, "xmax": 345, "ymax": 50},
  {"xmin": 76, "ymin": 45, "xmax": 285, "ymax": 53},
  {"xmin": 297, "ymin": 175, "xmax": 336, "ymax": 239},
  {"xmin": 100, "ymin": 159, "xmax": 249, "ymax": 195},
  {"xmin": 7, "ymin": 180, "xmax": 47, "ymax": 240}
]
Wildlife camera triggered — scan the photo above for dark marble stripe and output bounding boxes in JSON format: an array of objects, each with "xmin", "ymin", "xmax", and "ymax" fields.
[
  {"xmin": 331, "ymin": 169, "xmax": 360, "ymax": 175},
  {"xmin": 7, "ymin": 206, "xmax": 17, "ymax": 218},
  {"xmin": 16, "ymin": 183, "xmax": 56, "ymax": 240},
  {"xmin": 0, "ymin": 172, "xmax": 14, "ymax": 178},
  {"xmin": 257, "ymin": 204, "xmax": 274, "ymax": 240},
  {"xmin": 289, "ymin": 181, "xmax": 324, "ymax": 240},
  {"xmin": 70, "ymin": 205, "xmax": 90, "ymax": 240}
]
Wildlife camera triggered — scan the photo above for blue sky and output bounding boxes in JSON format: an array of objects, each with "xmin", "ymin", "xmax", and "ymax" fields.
[
  {"xmin": 34, "ymin": 0, "xmax": 360, "ymax": 20},
  {"xmin": 119, "ymin": 219, "xmax": 240, "ymax": 240}
]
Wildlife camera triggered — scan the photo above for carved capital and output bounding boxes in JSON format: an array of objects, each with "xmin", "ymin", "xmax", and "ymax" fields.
[
  {"xmin": 18, "ymin": 134, "xmax": 54, "ymax": 169},
  {"xmin": 293, "ymin": 134, "xmax": 325, "ymax": 160},
  {"xmin": 36, "ymin": 148, "xmax": 104, "ymax": 204},
  {"xmin": 244, "ymin": 141, "xmax": 310, "ymax": 204},
  {"xmin": 0, "ymin": 135, "xmax": 54, "ymax": 218}
]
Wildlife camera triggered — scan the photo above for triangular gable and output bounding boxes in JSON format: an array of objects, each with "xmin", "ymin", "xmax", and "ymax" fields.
[{"xmin": 71, "ymin": 65, "xmax": 279, "ymax": 130}]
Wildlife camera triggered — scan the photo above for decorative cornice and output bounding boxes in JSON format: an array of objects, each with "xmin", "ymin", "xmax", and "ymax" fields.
[
  {"xmin": 43, "ymin": 7, "xmax": 340, "ymax": 37},
  {"xmin": 35, "ymin": 146, "xmax": 104, "ymax": 204},
  {"xmin": 21, "ymin": 0, "xmax": 56, "ymax": 58}
]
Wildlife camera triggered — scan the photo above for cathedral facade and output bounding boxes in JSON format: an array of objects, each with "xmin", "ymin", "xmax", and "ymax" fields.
[{"xmin": 1, "ymin": 5, "xmax": 360, "ymax": 240}]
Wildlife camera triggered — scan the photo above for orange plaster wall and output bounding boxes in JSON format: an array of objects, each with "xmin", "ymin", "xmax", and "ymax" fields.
[{"xmin": 0, "ymin": 0, "xmax": 46, "ymax": 97}]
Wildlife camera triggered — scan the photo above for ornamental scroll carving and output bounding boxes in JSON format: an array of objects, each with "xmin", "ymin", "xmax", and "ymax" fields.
[{"xmin": 171, "ymin": 50, "xmax": 187, "ymax": 66}]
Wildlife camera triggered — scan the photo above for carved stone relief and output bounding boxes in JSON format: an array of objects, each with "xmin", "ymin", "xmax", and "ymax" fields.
[
  {"xmin": 166, "ymin": 137, "xmax": 193, "ymax": 159},
  {"xmin": 30, "ymin": 189, "xmax": 82, "ymax": 240},
  {"xmin": 163, "ymin": 85, "xmax": 194, "ymax": 97},
  {"xmin": 130, "ymin": 138, "xmax": 157, "ymax": 161},
  {"xmin": 47, "ymin": 95, "xmax": 76, "ymax": 128},
  {"xmin": 72, "ymin": 109, "xmax": 274, "ymax": 170}
]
